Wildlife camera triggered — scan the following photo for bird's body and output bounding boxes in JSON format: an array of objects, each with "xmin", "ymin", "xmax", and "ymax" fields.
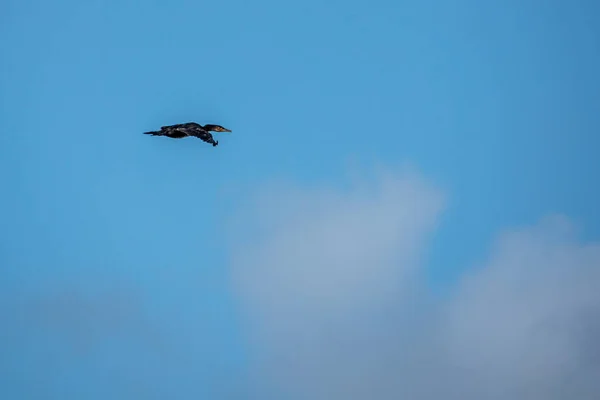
[{"xmin": 144, "ymin": 122, "xmax": 231, "ymax": 146}]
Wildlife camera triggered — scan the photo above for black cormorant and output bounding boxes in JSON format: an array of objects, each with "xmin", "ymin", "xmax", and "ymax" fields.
[{"xmin": 143, "ymin": 122, "xmax": 232, "ymax": 147}]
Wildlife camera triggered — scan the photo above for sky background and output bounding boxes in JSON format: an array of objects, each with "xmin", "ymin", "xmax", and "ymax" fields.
[{"xmin": 1, "ymin": 0, "xmax": 599, "ymax": 399}]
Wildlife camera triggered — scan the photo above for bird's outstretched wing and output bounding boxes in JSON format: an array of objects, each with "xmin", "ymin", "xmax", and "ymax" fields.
[
  {"xmin": 171, "ymin": 125, "xmax": 215, "ymax": 144},
  {"xmin": 194, "ymin": 130, "xmax": 218, "ymax": 146}
]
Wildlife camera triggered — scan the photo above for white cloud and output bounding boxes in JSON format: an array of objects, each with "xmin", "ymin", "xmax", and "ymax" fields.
[
  {"xmin": 228, "ymin": 168, "xmax": 600, "ymax": 400},
  {"xmin": 440, "ymin": 215, "xmax": 600, "ymax": 399}
]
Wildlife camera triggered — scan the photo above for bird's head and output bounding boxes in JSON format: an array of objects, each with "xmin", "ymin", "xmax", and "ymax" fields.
[{"xmin": 203, "ymin": 124, "xmax": 231, "ymax": 132}]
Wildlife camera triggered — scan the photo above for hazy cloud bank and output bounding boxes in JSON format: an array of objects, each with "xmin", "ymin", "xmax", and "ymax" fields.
[{"xmin": 229, "ymin": 168, "xmax": 600, "ymax": 400}]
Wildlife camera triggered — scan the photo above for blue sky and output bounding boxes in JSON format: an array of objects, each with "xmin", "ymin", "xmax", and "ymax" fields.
[{"xmin": 1, "ymin": 0, "xmax": 599, "ymax": 398}]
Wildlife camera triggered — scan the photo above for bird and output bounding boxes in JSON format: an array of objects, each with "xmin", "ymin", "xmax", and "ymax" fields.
[{"xmin": 143, "ymin": 122, "xmax": 232, "ymax": 147}]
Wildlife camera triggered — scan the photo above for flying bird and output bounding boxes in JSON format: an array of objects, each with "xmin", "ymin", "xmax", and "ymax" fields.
[{"xmin": 143, "ymin": 122, "xmax": 232, "ymax": 146}]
